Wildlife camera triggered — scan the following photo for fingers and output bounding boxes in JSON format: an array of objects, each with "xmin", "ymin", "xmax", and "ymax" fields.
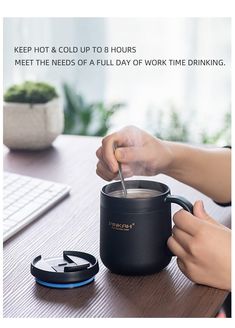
[
  {"xmin": 168, "ymin": 235, "xmax": 191, "ymax": 282},
  {"xmin": 193, "ymin": 200, "xmax": 218, "ymax": 225},
  {"xmin": 101, "ymin": 131, "xmax": 133, "ymax": 173},
  {"xmin": 96, "ymin": 144, "xmax": 134, "ymax": 180},
  {"xmin": 167, "ymin": 236, "xmax": 187, "ymax": 258},
  {"xmin": 96, "ymin": 161, "xmax": 117, "ymax": 181},
  {"xmin": 177, "ymin": 258, "xmax": 187, "ymax": 275},
  {"xmin": 172, "ymin": 225, "xmax": 192, "ymax": 252},
  {"xmin": 96, "ymin": 129, "xmax": 138, "ymax": 180},
  {"xmin": 96, "ymin": 146, "xmax": 116, "ymax": 180},
  {"xmin": 97, "ymin": 126, "xmax": 143, "ymax": 174},
  {"xmin": 115, "ymin": 146, "xmax": 143, "ymax": 164},
  {"xmin": 96, "ymin": 146, "xmax": 102, "ymax": 161},
  {"xmin": 101, "ymin": 136, "xmax": 119, "ymax": 172},
  {"xmin": 96, "ymin": 141, "xmax": 117, "ymax": 172},
  {"xmin": 173, "ymin": 202, "xmax": 218, "ymax": 237},
  {"xmin": 193, "ymin": 200, "xmax": 208, "ymax": 219},
  {"xmin": 117, "ymin": 164, "xmax": 134, "ymax": 178},
  {"xmin": 173, "ymin": 209, "xmax": 201, "ymax": 236}
]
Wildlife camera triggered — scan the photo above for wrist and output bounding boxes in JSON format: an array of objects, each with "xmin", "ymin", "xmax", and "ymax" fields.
[{"xmin": 160, "ymin": 140, "xmax": 180, "ymax": 175}]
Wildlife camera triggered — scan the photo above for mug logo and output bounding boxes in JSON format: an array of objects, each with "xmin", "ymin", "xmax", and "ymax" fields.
[{"xmin": 108, "ymin": 221, "xmax": 135, "ymax": 232}]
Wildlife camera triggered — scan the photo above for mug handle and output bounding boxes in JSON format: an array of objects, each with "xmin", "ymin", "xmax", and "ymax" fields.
[
  {"xmin": 164, "ymin": 194, "xmax": 193, "ymax": 214},
  {"xmin": 164, "ymin": 194, "xmax": 193, "ymax": 257}
]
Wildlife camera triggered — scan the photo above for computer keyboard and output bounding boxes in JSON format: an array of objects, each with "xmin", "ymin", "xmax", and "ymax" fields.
[{"xmin": 3, "ymin": 172, "xmax": 71, "ymax": 242}]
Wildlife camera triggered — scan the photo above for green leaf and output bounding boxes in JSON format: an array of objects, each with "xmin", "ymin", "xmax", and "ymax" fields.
[
  {"xmin": 4, "ymin": 81, "xmax": 58, "ymax": 104},
  {"xmin": 62, "ymin": 82, "xmax": 124, "ymax": 136}
]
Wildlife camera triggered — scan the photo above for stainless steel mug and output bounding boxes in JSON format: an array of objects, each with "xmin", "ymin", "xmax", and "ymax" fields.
[{"xmin": 100, "ymin": 180, "xmax": 193, "ymax": 275}]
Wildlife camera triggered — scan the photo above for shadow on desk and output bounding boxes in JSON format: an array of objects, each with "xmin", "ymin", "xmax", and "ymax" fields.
[
  {"xmin": 33, "ymin": 280, "xmax": 99, "ymax": 311},
  {"xmin": 103, "ymin": 264, "xmax": 220, "ymax": 318},
  {"xmin": 104, "ymin": 269, "xmax": 178, "ymax": 317}
]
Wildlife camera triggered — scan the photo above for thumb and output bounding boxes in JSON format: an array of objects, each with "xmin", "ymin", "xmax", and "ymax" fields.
[
  {"xmin": 115, "ymin": 146, "xmax": 143, "ymax": 163},
  {"xmin": 193, "ymin": 200, "xmax": 216, "ymax": 224}
]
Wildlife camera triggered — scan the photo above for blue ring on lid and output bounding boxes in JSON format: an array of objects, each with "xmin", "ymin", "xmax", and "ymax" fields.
[{"xmin": 35, "ymin": 277, "xmax": 95, "ymax": 289}]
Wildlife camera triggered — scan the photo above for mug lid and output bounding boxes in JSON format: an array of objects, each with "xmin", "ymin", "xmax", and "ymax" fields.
[{"xmin": 31, "ymin": 250, "xmax": 99, "ymax": 289}]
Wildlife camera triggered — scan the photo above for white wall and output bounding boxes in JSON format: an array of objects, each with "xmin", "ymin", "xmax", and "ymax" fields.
[{"xmin": 3, "ymin": 18, "xmax": 231, "ymax": 142}]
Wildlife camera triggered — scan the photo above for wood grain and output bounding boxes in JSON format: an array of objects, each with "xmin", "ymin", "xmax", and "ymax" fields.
[{"xmin": 3, "ymin": 135, "xmax": 231, "ymax": 317}]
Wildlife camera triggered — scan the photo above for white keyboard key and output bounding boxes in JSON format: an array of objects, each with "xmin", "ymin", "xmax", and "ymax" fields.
[
  {"xmin": 32, "ymin": 198, "xmax": 50, "ymax": 205},
  {"xmin": 4, "ymin": 209, "xmax": 16, "ymax": 215},
  {"xmin": 3, "ymin": 225, "xmax": 11, "ymax": 232},
  {"xmin": 49, "ymin": 184, "xmax": 67, "ymax": 192},
  {"xmin": 4, "ymin": 220, "xmax": 18, "ymax": 229},
  {"xmin": 9, "ymin": 203, "xmax": 43, "ymax": 222}
]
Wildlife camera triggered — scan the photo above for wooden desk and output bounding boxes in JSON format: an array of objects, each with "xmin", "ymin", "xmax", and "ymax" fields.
[{"xmin": 3, "ymin": 135, "xmax": 231, "ymax": 318}]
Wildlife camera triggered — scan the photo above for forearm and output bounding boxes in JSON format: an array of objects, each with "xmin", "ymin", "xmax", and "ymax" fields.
[{"xmin": 163, "ymin": 142, "xmax": 231, "ymax": 203}]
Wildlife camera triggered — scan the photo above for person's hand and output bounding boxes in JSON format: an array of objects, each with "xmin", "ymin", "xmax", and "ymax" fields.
[
  {"xmin": 96, "ymin": 126, "xmax": 173, "ymax": 181},
  {"xmin": 167, "ymin": 200, "xmax": 231, "ymax": 290}
]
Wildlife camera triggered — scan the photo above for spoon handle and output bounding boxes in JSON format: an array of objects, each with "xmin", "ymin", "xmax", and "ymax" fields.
[{"xmin": 113, "ymin": 144, "xmax": 127, "ymax": 197}]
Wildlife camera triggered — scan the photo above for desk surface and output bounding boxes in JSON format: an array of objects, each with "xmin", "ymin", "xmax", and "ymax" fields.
[{"xmin": 3, "ymin": 135, "xmax": 231, "ymax": 318}]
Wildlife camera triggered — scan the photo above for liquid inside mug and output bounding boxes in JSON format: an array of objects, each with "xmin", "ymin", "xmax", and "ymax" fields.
[{"xmin": 100, "ymin": 180, "xmax": 193, "ymax": 275}]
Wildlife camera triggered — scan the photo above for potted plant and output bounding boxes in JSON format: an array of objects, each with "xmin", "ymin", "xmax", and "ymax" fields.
[{"xmin": 3, "ymin": 81, "xmax": 64, "ymax": 150}]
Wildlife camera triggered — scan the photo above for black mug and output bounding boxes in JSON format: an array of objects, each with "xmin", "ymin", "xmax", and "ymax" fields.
[{"xmin": 100, "ymin": 180, "xmax": 193, "ymax": 275}]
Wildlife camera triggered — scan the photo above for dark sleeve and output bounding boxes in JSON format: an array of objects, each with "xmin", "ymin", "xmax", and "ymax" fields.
[
  {"xmin": 214, "ymin": 145, "xmax": 231, "ymax": 207},
  {"xmin": 214, "ymin": 200, "xmax": 231, "ymax": 207}
]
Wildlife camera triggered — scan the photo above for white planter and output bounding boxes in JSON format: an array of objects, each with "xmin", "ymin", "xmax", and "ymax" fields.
[{"xmin": 3, "ymin": 99, "xmax": 64, "ymax": 150}]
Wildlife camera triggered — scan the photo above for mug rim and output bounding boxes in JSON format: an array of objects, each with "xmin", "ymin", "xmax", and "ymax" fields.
[{"xmin": 101, "ymin": 180, "xmax": 170, "ymax": 200}]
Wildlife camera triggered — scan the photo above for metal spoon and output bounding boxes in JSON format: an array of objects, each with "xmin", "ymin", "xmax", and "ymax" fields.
[{"xmin": 113, "ymin": 144, "xmax": 127, "ymax": 197}]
